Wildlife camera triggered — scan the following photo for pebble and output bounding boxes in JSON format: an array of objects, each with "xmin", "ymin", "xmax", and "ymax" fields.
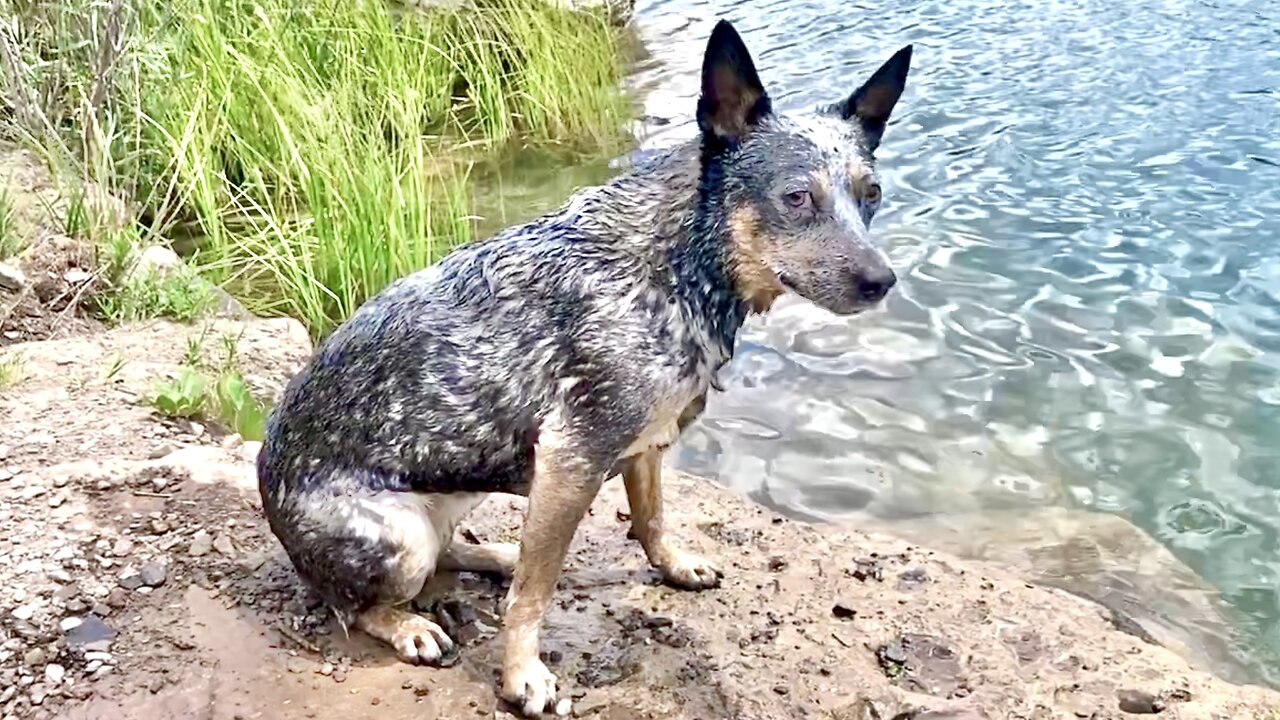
[
  {"xmin": 212, "ymin": 533, "xmax": 235, "ymax": 557},
  {"xmin": 48, "ymin": 569, "xmax": 73, "ymax": 585},
  {"xmin": 554, "ymin": 698, "xmax": 572, "ymax": 716},
  {"xmin": 286, "ymin": 657, "xmax": 311, "ymax": 674},
  {"xmin": 22, "ymin": 648, "xmax": 46, "ymax": 667},
  {"xmin": 60, "ymin": 616, "xmax": 83, "ymax": 632},
  {"xmin": 149, "ymin": 519, "xmax": 170, "ymax": 535},
  {"xmin": 84, "ymin": 651, "xmax": 114, "ymax": 664},
  {"xmin": 117, "ymin": 570, "xmax": 144, "ymax": 591},
  {"xmin": 318, "ymin": 663, "xmax": 334, "ymax": 676},
  {"xmin": 0, "ymin": 262, "xmax": 26, "ymax": 291},
  {"xmin": 831, "ymin": 601, "xmax": 857, "ymax": 620},
  {"xmin": 139, "ymin": 561, "xmax": 168, "ymax": 587},
  {"xmin": 44, "ymin": 664, "xmax": 65, "ymax": 685},
  {"xmin": 12, "ymin": 605, "xmax": 35, "ymax": 621},
  {"xmin": 111, "ymin": 537, "xmax": 134, "ymax": 557},
  {"xmin": 188, "ymin": 530, "xmax": 212, "ymax": 557}
]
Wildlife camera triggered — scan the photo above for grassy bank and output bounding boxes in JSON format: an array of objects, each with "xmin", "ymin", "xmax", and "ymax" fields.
[{"xmin": 1, "ymin": 0, "xmax": 630, "ymax": 334}]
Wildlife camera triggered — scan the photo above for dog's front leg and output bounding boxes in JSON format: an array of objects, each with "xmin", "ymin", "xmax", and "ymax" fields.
[
  {"xmin": 622, "ymin": 449, "xmax": 722, "ymax": 590},
  {"xmin": 500, "ymin": 436, "xmax": 603, "ymax": 717}
]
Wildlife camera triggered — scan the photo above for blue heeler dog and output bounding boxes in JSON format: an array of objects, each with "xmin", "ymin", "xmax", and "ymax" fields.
[{"xmin": 258, "ymin": 19, "xmax": 912, "ymax": 717}]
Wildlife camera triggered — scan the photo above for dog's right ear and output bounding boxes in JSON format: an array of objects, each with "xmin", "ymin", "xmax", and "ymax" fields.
[{"xmin": 696, "ymin": 20, "xmax": 772, "ymax": 146}]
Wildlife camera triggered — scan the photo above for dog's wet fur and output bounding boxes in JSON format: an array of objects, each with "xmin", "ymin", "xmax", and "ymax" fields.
[{"xmin": 258, "ymin": 20, "xmax": 912, "ymax": 717}]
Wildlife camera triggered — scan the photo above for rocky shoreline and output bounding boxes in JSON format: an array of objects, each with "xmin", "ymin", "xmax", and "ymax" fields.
[{"xmin": 1, "ymin": 315, "xmax": 1278, "ymax": 720}]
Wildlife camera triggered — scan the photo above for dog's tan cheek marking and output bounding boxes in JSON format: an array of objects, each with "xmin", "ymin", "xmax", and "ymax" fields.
[{"xmin": 727, "ymin": 204, "xmax": 785, "ymax": 313}]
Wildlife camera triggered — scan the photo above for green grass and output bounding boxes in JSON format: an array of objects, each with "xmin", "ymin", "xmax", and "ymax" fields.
[
  {"xmin": 0, "ymin": 184, "xmax": 18, "ymax": 259},
  {"xmin": 0, "ymin": 352, "xmax": 24, "ymax": 389},
  {"xmin": 3, "ymin": 0, "xmax": 630, "ymax": 336}
]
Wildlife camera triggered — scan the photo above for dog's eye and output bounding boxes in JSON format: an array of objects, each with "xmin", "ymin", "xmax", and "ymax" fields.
[
  {"xmin": 865, "ymin": 184, "xmax": 882, "ymax": 203},
  {"xmin": 784, "ymin": 190, "xmax": 810, "ymax": 208}
]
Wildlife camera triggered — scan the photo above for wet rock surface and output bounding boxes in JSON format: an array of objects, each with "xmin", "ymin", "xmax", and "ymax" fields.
[{"xmin": 0, "ymin": 320, "xmax": 1278, "ymax": 719}]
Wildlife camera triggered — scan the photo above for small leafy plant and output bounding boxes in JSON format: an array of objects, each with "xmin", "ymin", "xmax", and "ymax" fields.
[{"xmin": 149, "ymin": 366, "xmax": 206, "ymax": 418}]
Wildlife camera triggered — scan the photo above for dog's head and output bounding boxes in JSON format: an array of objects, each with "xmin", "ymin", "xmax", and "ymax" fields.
[{"xmin": 697, "ymin": 20, "xmax": 912, "ymax": 315}]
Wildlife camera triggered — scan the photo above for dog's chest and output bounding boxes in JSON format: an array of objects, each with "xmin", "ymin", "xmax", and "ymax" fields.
[{"xmin": 621, "ymin": 380, "xmax": 704, "ymax": 458}]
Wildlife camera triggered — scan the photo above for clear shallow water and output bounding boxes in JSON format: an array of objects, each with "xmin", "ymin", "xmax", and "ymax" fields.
[{"xmin": 479, "ymin": 0, "xmax": 1280, "ymax": 684}]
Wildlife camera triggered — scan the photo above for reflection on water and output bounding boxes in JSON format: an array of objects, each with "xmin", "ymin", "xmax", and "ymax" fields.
[{"xmin": 474, "ymin": 0, "xmax": 1280, "ymax": 686}]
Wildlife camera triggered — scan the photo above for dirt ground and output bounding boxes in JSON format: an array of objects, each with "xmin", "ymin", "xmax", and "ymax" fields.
[{"xmin": 0, "ymin": 314, "xmax": 1278, "ymax": 720}]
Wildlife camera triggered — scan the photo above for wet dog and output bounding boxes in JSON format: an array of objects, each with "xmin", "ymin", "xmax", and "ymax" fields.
[{"xmin": 258, "ymin": 19, "xmax": 912, "ymax": 717}]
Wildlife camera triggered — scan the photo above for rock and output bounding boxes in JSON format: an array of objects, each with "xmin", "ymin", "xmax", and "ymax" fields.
[
  {"xmin": 899, "ymin": 567, "xmax": 931, "ymax": 590},
  {"xmin": 852, "ymin": 557, "xmax": 884, "ymax": 582},
  {"xmin": 22, "ymin": 647, "xmax": 46, "ymax": 667},
  {"xmin": 149, "ymin": 519, "xmax": 170, "ymax": 535},
  {"xmin": 188, "ymin": 530, "xmax": 212, "ymax": 557},
  {"xmin": 138, "ymin": 561, "xmax": 167, "ymax": 587},
  {"xmin": 110, "ymin": 537, "xmax": 134, "ymax": 557},
  {"xmin": 125, "ymin": 245, "xmax": 183, "ymax": 283},
  {"xmin": 12, "ymin": 605, "xmax": 35, "ymax": 621},
  {"xmin": 63, "ymin": 268, "xmax": 92, "ymax": 285},
  {"xmin": 44, "ymin": 664, "xmax": 65, "ymax": 685},
  {"xmin": 65, "ymin": 616, "xmax": 116, "ymax": 651},
  {"xmin": 60, "ymin": 616, "xmax": 83, "ymax": 632},
  {"xmin": 105, "ymin": 588, "xmax": 129, "ymax": 608},
  {"xmin": 286, "ymin": 657, "xmax": 310, "ymax": 674},
  {"xmin": 116, "ymin": 569, "xmax": 144, "ymax": 590},
  {"xmin": 212, "ymin": 533, "xmax": 235, "ymax": 557},
  {"xmin": 0, "ymin": 262, "xmax": 25, "ymax": 292},
  {"xmin": 47, "ymin": 569, "xmax": 72, "ymax": 585},
  {"xmin": 832, "ymin": 601, "xmax": 857, "ymax": 620},
  {"xmin": 1117, "ymin": 689, "xmax": 1164, "ymax": 714}
]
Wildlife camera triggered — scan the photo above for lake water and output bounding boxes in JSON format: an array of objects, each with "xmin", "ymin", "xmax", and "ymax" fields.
[{"xmin": 477, "ymin": 0, "xmax": 1280, "ymax": 686}]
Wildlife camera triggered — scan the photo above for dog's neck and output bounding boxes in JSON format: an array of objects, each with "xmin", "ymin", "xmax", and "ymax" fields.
[{"xmin": 662, "ymin": 152, "xmax": 754, "ymax": 367}]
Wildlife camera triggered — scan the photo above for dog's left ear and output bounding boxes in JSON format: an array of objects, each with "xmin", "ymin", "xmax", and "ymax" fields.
[
  {"xmin": 697, "ymin": 20, "xmax": 773, "ymax": 146},
  {"xmin": 835, "ymin": 45, "xmax": 913, "ymax": 152}
]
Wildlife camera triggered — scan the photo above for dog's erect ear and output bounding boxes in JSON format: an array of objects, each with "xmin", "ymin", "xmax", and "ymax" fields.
[
  {"xmin": 837, "ymin": 44, "xmax": 912, "ymax": 152},
  {"xmin": 697, "ymin": 20, "xmax": 772, "ymax": 146}
]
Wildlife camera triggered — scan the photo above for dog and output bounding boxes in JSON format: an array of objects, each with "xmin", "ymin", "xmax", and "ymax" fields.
[{"xmin": 257, "ymin": 19, "xmax": 912, "ymax": 717}]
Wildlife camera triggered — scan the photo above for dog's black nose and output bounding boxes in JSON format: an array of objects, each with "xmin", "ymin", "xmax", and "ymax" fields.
[{"xmin": 857, "ymin": 270, "xmax": 897, "ymax": 303}]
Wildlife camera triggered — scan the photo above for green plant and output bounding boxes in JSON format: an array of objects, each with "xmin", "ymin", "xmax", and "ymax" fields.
[
  {"xmin": 0, "ymin": 352, "xmax": 25, "ymax": 389},
  {"xmin": 102, "ymin": 353, "xmax": 127, "ymax": 381},
  {"xmin": 0, "ymin": 185, "xmax": 19, "ymax": 259},
  {"xmin": 94, "ymin": 266, "xmax": 215, "ymax": 324},
  {"xmin": 4, "ymin": 0, "xmax": 630, "ymax": 337},
  {"xmin": 149, "ymin": 365, "xmax": 205, "ymax": 418},
  {"xmin": 212, "ymin": 369, "xmax": 268, "ymax": 441}
]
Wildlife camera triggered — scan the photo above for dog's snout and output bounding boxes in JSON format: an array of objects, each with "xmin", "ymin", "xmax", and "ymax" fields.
[{"xmin": 856, "ymin": 269, "xmax": 897, "ymax": 303}]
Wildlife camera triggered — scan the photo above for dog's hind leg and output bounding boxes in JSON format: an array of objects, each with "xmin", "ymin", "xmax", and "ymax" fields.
[
  {"xmin": 266, "ymin": 488, "xmax": 483, "ymax": 666},
  {"xmin": 621, "ymin": 449, "xmax": 722, "ymax": 590},
  {"xmin": 440, "ymin": 541, "xmax": 520, "ymax": 577}
]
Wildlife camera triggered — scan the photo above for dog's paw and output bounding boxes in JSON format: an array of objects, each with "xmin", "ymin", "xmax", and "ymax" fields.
[
  {"xmin": 501, "ymin": 655, "xmax": 560, "ymax": 717},
  {"xmin": 659, "ymin": 548, "xmax": 723, "ymax": 590},
  {"xmin": 390, "ymin": 615, "xmax": 458, "ymax": 666}
]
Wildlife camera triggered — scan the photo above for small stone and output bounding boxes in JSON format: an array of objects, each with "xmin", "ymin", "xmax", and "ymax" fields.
[
  {"xmin": 44, "ymin": 664, "xmax": 65, "ymax": 685},
  {"xmin": 1117, "ymin": 689, "xmax": 1164, "ymax": 714},
  {"xmin": 767, "ymin": 556, "xmax": 788, "ymax": 572},
  {"xmin": 0, "ymin": 262, "xmax": 26, "ymax": 292},
  {"xmin": 91, "ymin": 602, "xmax": 112, "ymax": 618},
  {"xmin": 63, "ymin": 268, "xmax": 92, "ymax": 285},
  {"xmin": 286, "ymin": 657, "xmax": 310, "ymax": 674},
  {"xmin": 832, "ymin": 601, "xmax": 857, "ymax": 620},
  {"xmin": 188, "ymin": 531, "xmax": 212, "ymax": 557},
  {"xmin": 149, "ymin": 519, "xmax": 170, "ymax": 535},
  {"xmin": 772, "ymin": 685, "xmax": 789, "ymax": 695},
  {"xmin": 65, "ymin": 598, "xmax": 89, "ymax": 614},
  {"xmin": 12, "ymin": 605, "xmax": 35, "ymax": 621},
  {"xmin": 852, "ymin": 557, "xmax": 883, "ymax": 582},
  {"xmin": 212, "ymin": 533, "xmax": 235, "ymax": 557},
  {"xmin": 29, "ymin": 683, "xmax": 48, "ymax": 705},
  {"xmin": 117, "ymin": 570, "xmax": 143, "ymax": 590},
  {"xmin": 47, "ymin": 491, "xmax": 68, "ymax": 508},
  {"xmin": 898, "ymin": 567, "xmax": 931, "ymax": 590},
  {"xmin": 60, "ymin": 616, "xmax": 83, "ymax": 632},
  {"xmin": 332, "ymin": 668, "xmax": 347, "ymax": 684},
  {"xmin": 65, "ymin": 616, "xmax": 117, "ymax": 651},
  {"xmin": 317, "ymin": 663, "xmax": 334, "ymax": 676},
  {"xmin": 106, "ymin": 588, "xmax": 129, "ymax": 608},
  {"xmin": 23, "ymin": 647, "xmax": 46, "ymax": 667},
  {"xmin": 85, "ymin": 660, "xmax": 103, "ymax": 674},
  {"xmin": 83, "ymin": 651, "xmax": 114, "ymax": 664},
  {"xmin": 47, "ymin": 569, "xmax": 73, "ymax": 585},
  {"xmin": 110, "ymin": 538, "xmax": 134, "ymax": 557},
  {"xmin": 139, "ymin": 561, "xmax": 167, "ymax": 587},
  {"xmin": 554, "ymin": 698, "xmax": 572, "ymax": 717},
  {"xmin": 150, "ymin": 476, "xmax": 168, "ymax": 492}
]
